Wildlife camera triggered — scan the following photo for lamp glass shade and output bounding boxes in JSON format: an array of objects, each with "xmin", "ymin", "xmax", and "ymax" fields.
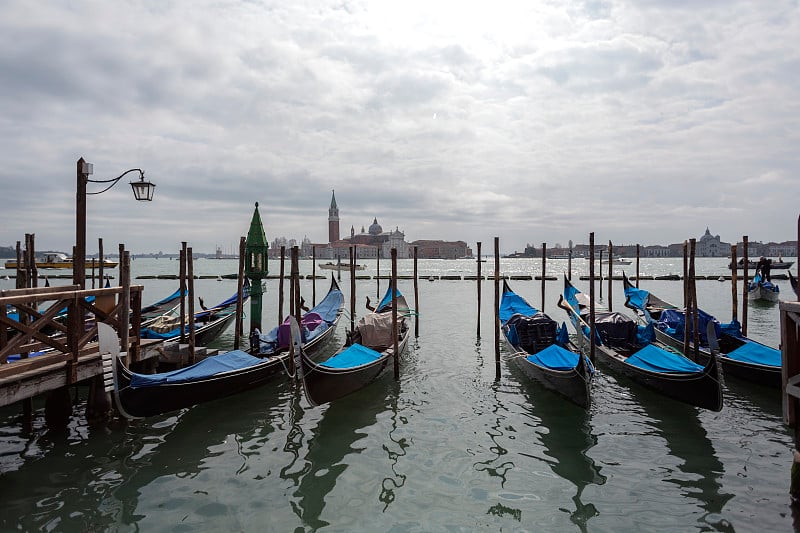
[{"xmin": 130, "ymin": 179, "xmax": 156, "ymax": 201}]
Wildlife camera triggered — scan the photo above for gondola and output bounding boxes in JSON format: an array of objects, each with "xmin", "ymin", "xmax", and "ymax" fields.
[
  {"xmin": 139, "ymin": 280, "xmax": 250, "ymax": 346},
  {"xmin": 622, "ymin": 273, "xmax": 781, "ymax": 387},
  {"xmin": 141, "ymin": 286, "xmax": 188, "ymax": 320},
  {"xmin": 559, "ymin": 276, "xmax": 723, "ymax": 411},
  {"xmin": 100, "ymin": 323, "xmax": 287, "ymax": 419},
  {"xmin": 746, "ymin": 273, "xmax": 780, "ymax": 303},
  {"xmin": 728, "ymin": 258, "xmax": 794, "ymax": 270},
  {"xmin": 500, "ymin": 279, "xmax": 593, "ymax": 408},
  {"xmin": 250, "ymin": 275, "xmax": 344, "ymax": 358},
  {"xmin": 292, "ymin": 285, "xmax": 412, "ymax": 406}
]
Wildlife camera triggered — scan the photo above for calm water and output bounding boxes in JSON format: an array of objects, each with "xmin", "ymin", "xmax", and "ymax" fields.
[{"xmin": 0, "ymin": 257, "xmax": 796, "ymax": 531}]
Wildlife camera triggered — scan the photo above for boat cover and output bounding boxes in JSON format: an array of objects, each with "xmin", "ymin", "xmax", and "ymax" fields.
[
  {"xmin": 506, "ymin": 312, "xmax": 557, "ymax": 353},
  {"xmin": 276, "ymin": 312, "xmax": 324, "ymax": 348},
  {"xmin": 525, "ymin": 343, "xmax": 580, "ymax": 371},
  {"xmin": 657, "ymin": 308, "xmax": 721, "ymax": 345},
  {"xmin": 129, "ymin": 350, "xmax": 263, "ymax": 388},
  {"xmin": 726, "ymin": 341, "xmax": 781, "ymax": 367},
  {"xmin": 376, "ymin": 286, "xmax": 404, "ymax": 312},
  {"xmin": 748, "ymin": 274, "xmax": 779, "ymax": 294},
  {"xmin": 594, "ymin": 312, "xmax": 638, "ymax": 347},
  {"xmin": 319, "ymin": 343, "xmax": 382, "ymax": 369},
  {"xmin": 624, "ymin": 284, "xmax": 675, "ymax": 312},
  {"xmin": 624, "ymin": 343, "xmax": 704, "ymax": 373},
  {"xmin": 500, "ymin": 290, "xmax": 538, "ymax": 325},
  {"xmin": 256, "ymin": 284, "xmax": 344, "ymax": 354}
]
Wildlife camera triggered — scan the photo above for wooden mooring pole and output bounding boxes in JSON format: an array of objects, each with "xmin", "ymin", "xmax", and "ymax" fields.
[
  {"xmin": 187, "ymin": 247, "xmax": 196, "ymax": 364},
  {"xmin": 730, "ymin": 244, "xmax": 738, "ymax": 324},
  {"xmin": 312, "ymin": 246, "xmax": 317, "ymax": 306},
  {"xmin": 180, "ymin": 242, "xmax": 187, "ymax": 344},
  {"xmin": 742, "ymin": 236, "xmax": 749, "ymax": 336},
  {"xmin": 350, "ymin": 245, "xmax": 356, "ymax": 334},
  {"xmin": 278, "ymin": 245, "xmax": 286, "ymax": 326},
  {"xmin": 234, "ymin": 236, "xmax": 245, "ymax": 350},
  {"xmin": 683, "ymin": 241, "xmax": 690, "ymax": 356},
  {"xmin": 541, "ymin": 243, "xmax": 546, "ymax": 312},
  {"xmin": 392, "ymin": 248, "xmax": 399, "ymax": 380},
  {"xmin": 413, "ymin": 246, "xmax": 419, "ymax": 337},
  {"xmin": 494, "ymin": 237, "xmax": 500, "ymax": 377},
  {"xmin": 636, "ymin": 244, "xmax": 640, "ymax": 288},
  {"xmin": 589, "ymin": 233, "xmax": 596, "ymax": 364},
  {"xmin": 608, "ymin": 240, "xmax": 613, "ymax": 312},
  {"xmin": 476, "ymin": 242, "xmax": 482, "ymax": 338}
]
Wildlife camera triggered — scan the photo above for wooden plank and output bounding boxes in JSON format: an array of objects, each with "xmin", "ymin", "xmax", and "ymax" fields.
[
  {"xmin": 0, "ymin": 285, "xmax": 80, "ymax": 298},
  {"xmin": 0, "ymin": 285, "xmax": 142, "ymax": 305}
]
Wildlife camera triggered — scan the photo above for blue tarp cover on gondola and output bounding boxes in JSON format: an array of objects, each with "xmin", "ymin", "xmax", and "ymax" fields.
[
  {"xmin": 500, "ymin": 290, "xmax": 538, "ymax": 324},
  {"xmin": 625, "ymin": 285, "xmax": 650, "ymax": 312},
  {"xmin": 525, "ymin": 343, "xmax": 580, "ymax": 371},
  {"xmin": 377, "ymin": 286, "xmax": 403, "ymax": 312},
  {"xmin": 625, "ymin": 343, "xmax": 704, "ymax": 373},
  {"xmin": 129, "ymin": 350, "xmax": 263, "ymax": 388},
  {"xmin": 319, "ymin": 343, "xmax": 382, "ymax": 369},
  {"xmin": 657, "ymin": 308, "xmax": 721, "ymax": 345},
  {"xmin": 726, "ymin": 341, "xmax": 781, "ymax": 367}
]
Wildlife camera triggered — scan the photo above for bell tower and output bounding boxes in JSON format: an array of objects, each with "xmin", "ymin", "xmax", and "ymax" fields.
[{"xmin": 328, "ymin": 189, "xmax": 340, "ymax": 243}]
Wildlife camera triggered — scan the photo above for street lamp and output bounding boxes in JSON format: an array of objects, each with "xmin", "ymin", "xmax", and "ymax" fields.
[{"xmin": 75, "ymin": 157, "xmax": 156, "ymax": 288}]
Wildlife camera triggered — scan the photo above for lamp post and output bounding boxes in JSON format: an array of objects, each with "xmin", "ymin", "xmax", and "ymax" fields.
[
  {"xmin": 74, "ymin": 157, "xmax": 155, "ymax": 289},
  {"xmin": 244, "ymin": 202, "xmax": 269, "ymax": 333}
]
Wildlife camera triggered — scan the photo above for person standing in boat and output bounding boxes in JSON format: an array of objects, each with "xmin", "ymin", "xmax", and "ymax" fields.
[
  {"xmin": 755, "ymin": 257, "xmax": 767, "ymax": 278},
  {"xmin": 763, "ymin": 258, "xmax": 772, "ymax": 282}
]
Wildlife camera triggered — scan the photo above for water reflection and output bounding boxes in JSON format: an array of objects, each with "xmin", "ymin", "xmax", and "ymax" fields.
[
  {"xmin": 287, "ymin": 379, "xmax": 402, "ymax": 529},
  {"xmin": 0, "ymin": 383, "xmax": 286, "ymax": 531},
  {"xmin": 629, "ymin": 386, "xmax": 734, "ymax": 530},
  {"xmin": 512, "ymin": 372, "xmax": 605, "ymax": 531}
]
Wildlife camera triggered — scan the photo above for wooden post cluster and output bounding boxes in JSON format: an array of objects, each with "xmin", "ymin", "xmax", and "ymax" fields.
[{"xmin": 607, "ymin": 240, "xmax": 613, "ymax": 312}]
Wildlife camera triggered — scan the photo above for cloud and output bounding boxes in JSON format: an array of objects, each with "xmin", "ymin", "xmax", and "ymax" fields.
[{"xmin": 1, "ymin": 0, "xmax": 799, "ymax": 256}]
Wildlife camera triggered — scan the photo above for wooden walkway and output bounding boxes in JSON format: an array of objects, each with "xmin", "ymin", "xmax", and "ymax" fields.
[{"xmin": 0, "ymin": 283, "xmax": 154, "ymax": 408}]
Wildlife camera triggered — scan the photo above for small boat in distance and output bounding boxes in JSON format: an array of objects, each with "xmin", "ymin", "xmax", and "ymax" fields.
[
  {"xmin": 728, "ymin": 258, "xmax": 794, "ymax": 270},
  {"xmin": 4, "ymin": 253, "xmax": 118, "ymax": 270},
  {"xmin": 747, "ymin": 273, "xmax": 780, "ymax": 303},
  {"xmin": 318, "ymin": 261, "xmax": 366, "ymax": 271}
]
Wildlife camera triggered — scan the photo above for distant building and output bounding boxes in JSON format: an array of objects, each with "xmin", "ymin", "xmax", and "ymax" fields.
[
  {"xmin": 313, "ymin": 191, "xmax": 411, "ymax": 259},
  {"xmin": 696, "ymin": 228, "xmax": 730, "ymax": 257},
  {"xmin": 411, "ymin": 240, "xmax": 471, "ymax": 259}
]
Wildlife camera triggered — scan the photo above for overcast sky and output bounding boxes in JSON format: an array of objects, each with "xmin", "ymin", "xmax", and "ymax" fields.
[{"xmin": 1, "ymin": 0, "xmax": 798, "ymax": 255}]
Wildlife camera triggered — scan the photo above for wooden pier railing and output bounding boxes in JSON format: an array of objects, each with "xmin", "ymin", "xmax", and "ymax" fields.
[{"xmin": 0, "ymin": 284, "xmax": 143, "ymax": 384}]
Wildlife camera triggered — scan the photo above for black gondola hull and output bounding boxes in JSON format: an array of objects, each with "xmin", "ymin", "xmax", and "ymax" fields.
[
  {"xmin": 114, "ymin": 356, "xmax": 286, "ymax": 418},
  {"xmin": 503, "ymin": 333, "xmax": 591, "ymax": 409},
  {"xmin": 299, "ymin": 327, "xmax": 410, "ymax": 406}
]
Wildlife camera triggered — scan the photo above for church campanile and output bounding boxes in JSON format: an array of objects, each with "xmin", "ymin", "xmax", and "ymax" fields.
[{"xmin": 328, "ymin": 190, "xmax": 340, "ymax": 243}]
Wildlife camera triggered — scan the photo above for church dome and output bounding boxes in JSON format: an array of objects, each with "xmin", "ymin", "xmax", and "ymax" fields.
[{"xmin": 368, "ymin": 217, "xmax": 382, "ymax": 235}]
